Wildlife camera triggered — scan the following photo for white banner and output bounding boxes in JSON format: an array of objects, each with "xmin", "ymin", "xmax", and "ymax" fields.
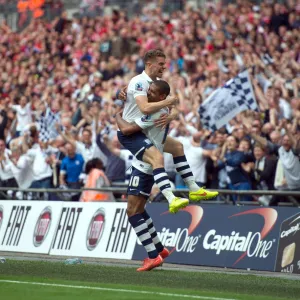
[
  {"xmin": 49, "ymin": 202, "xmax": 136, "ymax": 259},
  {"xmin": 199, "ymin": 70, "xmax": 257, "ymax": 131},
  {"xmin": 0, "ymin": 201, "xmax": 63, "ymax": 253}
]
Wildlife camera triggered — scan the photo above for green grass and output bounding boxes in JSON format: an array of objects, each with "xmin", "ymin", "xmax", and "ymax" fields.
[{"xmin": 0, "ymin": 260, "xmax": 299, "ymax": 300}]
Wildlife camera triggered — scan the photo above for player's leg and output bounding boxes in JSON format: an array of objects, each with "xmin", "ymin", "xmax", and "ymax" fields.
[
  {"xmin": 118, "ymin": 130, "xmax": 188, "ymax": 213},
  {"xmin": 127, "ymin": 168, "xmax": 163, "ymax": 271},
  {"xmin": 163, "ymin": 136, "xmax": 218, "ymax": 201},
  {"xmin": 127, "ymin": 195, "xmax": 159, "ymax": 259},
  {"xmin": 143, "ymin": 146, "xmax": 189, "ymax": 213},
  {"xmin": 142, "ymin": 210, "xmax": 170, "ymax": 259}
]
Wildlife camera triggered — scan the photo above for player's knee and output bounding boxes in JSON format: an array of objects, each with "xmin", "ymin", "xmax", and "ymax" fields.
[
  {"xmin": 171, "ymin": 141, "xmax": 184, "ymax": 156},
  {"xmin": 126, "ymin": 208, "xmax": 135, "ymax": 217},
  {"xmin": 143, "ymin": 147, "xmax": 163, "ymax": 167},
  {"xmin": 126, "ymin": 207, "xmax": 143, "ymax": 217},
  {"xmin": 127, "ymin": 198, "xmax": 146, "ymax": 217},
  {"xmin": 152, "ymin": 154, "xmax": 164, "ymax": 169}
]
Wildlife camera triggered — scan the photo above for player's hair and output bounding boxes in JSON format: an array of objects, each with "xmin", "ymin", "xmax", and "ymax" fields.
[
  {"xmin": 152, "ymin": 80, "xmax": 170, "ymax": 97},
  {"xmin": 144, "ymin": 49, "xmax": 166, "ymax": 63}
]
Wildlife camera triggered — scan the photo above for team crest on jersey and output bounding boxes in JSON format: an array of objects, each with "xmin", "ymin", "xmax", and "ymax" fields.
[
  {"xmin": 141, "ymin": 115, "xmax": 151, "ymax": 122},
  {"xmin": 135, "ymin": 82, "xmax": 143, "ymax": 91}
]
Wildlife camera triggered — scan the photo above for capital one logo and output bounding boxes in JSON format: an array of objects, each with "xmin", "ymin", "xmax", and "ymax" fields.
[
  {"xmin": 280, "ymin": 215, "xmax": 300, "ymax": 238},
  {"xmin": 159, "ymin": 206, "xmax": 204, "ymax": 254},
  {"xmin": 203, "ymin": 208, "xmax": 278, "ymax": 266}
]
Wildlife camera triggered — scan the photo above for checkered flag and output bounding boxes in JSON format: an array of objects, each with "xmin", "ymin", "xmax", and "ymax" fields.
[
  {"xmin": 38, "ymin": 108, "xmax": 61, "ymax": 142},
  {"xmin": 261, "ymin": 53, "xmax": 274, "ymax": 65},
  {"xmin": 199, "ymin": 70, "xmax": 258, "ymax": 131}
]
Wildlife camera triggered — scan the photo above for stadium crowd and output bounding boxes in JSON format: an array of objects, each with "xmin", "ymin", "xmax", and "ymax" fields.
[{"xmin": 0, "ymin": 0, "xmax": 299, "ymax": 205}]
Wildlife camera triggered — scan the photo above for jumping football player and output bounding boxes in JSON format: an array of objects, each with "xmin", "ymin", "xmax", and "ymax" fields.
[
  {"xmin": 116, "ymin": 80, "xmax": 213, "ymax": 271},
  {"xmin": 117, "ymin": 49, "xmax": 218, "ymax": 214}
]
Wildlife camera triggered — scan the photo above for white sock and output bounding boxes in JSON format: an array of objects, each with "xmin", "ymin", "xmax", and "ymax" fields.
[
  {"xmin": 173, "ymin": 155, "xmax": 200, "ymax": 192},
  {"xmin": 153, "ymin": 167, "xmax": 175, "ymax": 203}
]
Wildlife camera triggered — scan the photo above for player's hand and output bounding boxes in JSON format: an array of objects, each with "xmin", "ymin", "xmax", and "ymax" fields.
[
  {"xmin": 166, "ymin": 95, "xmax": 179, "ymax": 106},
  {"xmin": 117, "ymin": 86, "xmax": 127, "ymax": 101},
  {"xmin": 155, "ymin": 113, "xmax": 173, "ymax": 129}
]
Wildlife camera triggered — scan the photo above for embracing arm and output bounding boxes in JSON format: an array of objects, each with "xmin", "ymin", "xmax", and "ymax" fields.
[
  {"xmin": 135, "ymin": 95, "xmax": 177, "ymax": 115},
  {"xmin": 154, "ymin": 105, "xmax": 179, "ymax": 129},
  {"xmin": 116, "ymin": 113, "xmax": 142, "ymax": 136}
]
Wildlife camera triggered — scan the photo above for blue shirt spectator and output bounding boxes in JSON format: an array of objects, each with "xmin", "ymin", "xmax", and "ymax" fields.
[{"xmin": 60, "ymin": 143, "xmax": 84, "ymax": 184}]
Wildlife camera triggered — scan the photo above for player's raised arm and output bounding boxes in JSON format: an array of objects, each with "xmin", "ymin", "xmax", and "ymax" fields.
[{"xmin": 116, "ymin": 113, "xmax": 142, "ymax": 136}]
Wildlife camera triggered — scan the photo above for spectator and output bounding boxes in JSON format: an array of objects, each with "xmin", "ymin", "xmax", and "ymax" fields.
[
  {"xmin": 26, "ymin": 126, "xmax": 53, "ymax": 199},
  {"xmin": 48, "ymin": 135, "xmax": 66, "ymax": 187},
  {"xmin": 96, "ymin": 133, "xmax": 126, "ymax": 183},
  {"xmin": 0, "ymin": 139, "xmax": 18, "ymax": 198},
  {"xmin": 0, "ymin": 105, "xmax": 8, "ymax": 140},
  {"xmin": 6, "ymin": 138, "xmax": 34, "ymax": 199},
  {"xmin": 80, "ymin": 157, "xmax": 114, "ymax": 202},
  {"xmin": 247, "ymin": 120, "xmax": 300, "ymax": 205},
  {"xmin": 60, "ymin": 142, "xmax": 84, "ymax": 201},
  {"xmin": 252, "ymin": 143, "xmax": 277, "ymax": 206},
  {"xmin": 101, "ymin": 133, "xmax": 133, "ymax": 183},
  {"xmin": 0, "ymin": 1, "xmax": 298, "ymax": 206},
  {"xmin": 277, "ymin": 133, "xmax": 300, "ymax": 193},
  {"xmin": 217, "ymin": 136, "xmax": 252, "ymax": 203},
  {"xmin": 58, "ymin": 126, "xmax": 107, "ymax": 167},
  {"xmin": 10, "ymin": 96, "xmax": 32, "ymax": 137}
]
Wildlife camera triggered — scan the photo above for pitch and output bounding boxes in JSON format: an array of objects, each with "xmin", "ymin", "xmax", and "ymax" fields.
[{"xmin": 0, "ymin": 259, "xmax": 299, "ymax": 300}]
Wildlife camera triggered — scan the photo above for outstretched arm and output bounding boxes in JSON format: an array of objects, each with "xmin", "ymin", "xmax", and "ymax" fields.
[
  {"xmin": 116, "ymin": 113, "xmax": 142, "ymax": 136},
  {"xmin": 56, "ymin": 124, "xmax": 76, "ymax": 147}
]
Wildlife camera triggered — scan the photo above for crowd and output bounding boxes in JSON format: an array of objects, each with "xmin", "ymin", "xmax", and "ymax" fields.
[{"xmin": 0, "ymin": 0, "xmax": 299, "ymax": 205}]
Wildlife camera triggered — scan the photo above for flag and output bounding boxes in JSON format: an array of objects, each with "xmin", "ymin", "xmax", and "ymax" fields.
[
  {"xmin": 199, "ymin": 70, "xmax": 258, "ymax": 131},
  {"xmin": 261, "ymin": 53, "xmax": 274, "ymax": 65},
  {"xmin": 38, "ymin": 108, "xmax": 61, "ymax": 142}
]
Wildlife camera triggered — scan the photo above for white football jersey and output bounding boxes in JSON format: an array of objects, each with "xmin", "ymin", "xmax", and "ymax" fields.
[
  {"xmin": 131, "ymin": 108, "xmax": 169, "ymax": 175},
  {"xmin": 122, "ymin": 71, "xmax": 153, "ymax": 123}
]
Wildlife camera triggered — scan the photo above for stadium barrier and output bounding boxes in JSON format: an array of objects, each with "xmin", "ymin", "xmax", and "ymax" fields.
[
  {"xmin": 1, "ymin": 186, "xmax": 299, "ymax": 196},
  {"xmin": 0, "ymin": 186, "xmax": 299, "ymax": 206},
  {"xmin": 0, "ymin": 200, "xmax": 299, "ymax": 274}
]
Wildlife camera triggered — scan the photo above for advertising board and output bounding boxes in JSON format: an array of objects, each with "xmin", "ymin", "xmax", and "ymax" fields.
[{"xmin": 132, "ymin": 204, "xmax": 300, "ymax": 272}]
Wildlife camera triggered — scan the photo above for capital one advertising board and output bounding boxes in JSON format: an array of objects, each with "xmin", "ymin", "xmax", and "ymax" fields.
[
  {"xmin": 275, "ymin": 212, "xmax": 300, "ymax": 274},
  {"xmin": 132, "ymin": 204, "xmax": 300, "ymax": 271},
  {"xmin": 0, "ymin": 201, "xmax": 63, "ymax": 253}
]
